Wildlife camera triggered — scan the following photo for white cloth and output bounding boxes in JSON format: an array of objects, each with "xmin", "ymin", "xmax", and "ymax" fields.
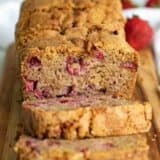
[
  {"xmin": 0, "ymin": 0, "xmax": 22, "ymax": 74},
  {"xmin": 0, "ymin": 0, "xmax": 22, "ymax": 48},
  {"xmin": 132, "ymin": 0, "xmax": 147, "ymax": 6}
]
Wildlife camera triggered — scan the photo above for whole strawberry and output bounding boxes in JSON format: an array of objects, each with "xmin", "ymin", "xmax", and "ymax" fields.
[
  {"xmin": 121, "ymin": 0, "xmax": 135, "ymax": 9},
  {"xmin": 146, "ymin": 0, "xmax": 160, "ymax": 7},
  {"xmin": 125, "ymin": 16, "xmax": 153, "ymax": 50}
]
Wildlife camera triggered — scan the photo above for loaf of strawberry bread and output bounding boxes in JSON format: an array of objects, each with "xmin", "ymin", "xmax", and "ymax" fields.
[
  {"xmin": 16, "ymin": 0, "xmax": 138, "ymax": 100},
  {"xmin": 22, "ymin": 96, "xmax": 152, "ymax": 139},
  {"xmin": 15, "ymin": 134, "xmax": 149, "ymax": 160},
  {"xmin": 15, "ymin": 0, "xmax": 151, "ymax": 159}
]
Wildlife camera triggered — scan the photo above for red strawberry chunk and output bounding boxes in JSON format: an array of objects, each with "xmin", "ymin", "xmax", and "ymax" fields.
[
  {"xmin": 34, "ymin": 90, "xmax": 43, "ymax": 99},
  {"xmin": 59, "ymin": 99, "xmax": 69, "ymax": 103},
  {"xmin": 92, "ymin": 49, "xmax": 105, "ymax": 60},
  {"xmin": 121, "ymin": 61, "xmax": 137, "ymax": 70},
  {"xmin": 66, "ymin": 56, "xmax": 85, "ymax": 76},
  {"xmin": 24, "ymin": 79, "xmax": 37, "ymax": 92},
  {"xmin": 67, "ymin": 63, "xmax": 81, "ymax": 75},
  {"xmin": 28, "ymin": 56, "xmax": 41, "ymax": 67},
  {"xmin": 34, "ymin": 89, "xmax": 51, "ymax": 99},
  {"xmin": 41, "ymin": 89, "xmax": 51, "ymax": 98}
]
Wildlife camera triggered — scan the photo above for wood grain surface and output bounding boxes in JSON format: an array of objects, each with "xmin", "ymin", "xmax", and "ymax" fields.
[
  {"xmin": 138, "ymin": 48, "xmax": 160, "ymax": 148},
  {"xmin": 0, "ymin": 46, "xmax": 160, "ymax": 160},
  {"xmin": 0, "ymin": 45, "xmax": 17, "ymax": 159}
]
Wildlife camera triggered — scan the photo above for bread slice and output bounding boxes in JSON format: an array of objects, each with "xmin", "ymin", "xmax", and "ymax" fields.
[
  {"xmin": 15, "ymin": 134, "xmax": 149, "ymax": 160},
  {"xmin": 22, "ymin": 96, "xmax": 152, "ymax": 139},
  {"xmin": 20, "ymin": 33, "xmax": 138, "ymax": 100}
]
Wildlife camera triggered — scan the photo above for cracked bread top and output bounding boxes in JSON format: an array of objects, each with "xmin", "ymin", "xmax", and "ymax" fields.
[{"xmin": 16, "ymin": 0, "xmax": 125, "ymax": 39}]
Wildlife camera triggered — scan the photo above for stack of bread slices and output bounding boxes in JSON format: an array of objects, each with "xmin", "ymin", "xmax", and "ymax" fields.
[{"xmin": 15, "ymin": 0, "xmax": 152, "ymax": 160}]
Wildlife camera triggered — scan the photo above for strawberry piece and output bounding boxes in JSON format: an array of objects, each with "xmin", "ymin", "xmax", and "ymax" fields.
[
  {"xmin": 34, "ymin": 90, "xmax": 43, "ymax": 99},
  {"xmin": 66, "ymin": 56, "xmax": 85, "ymax": 76},
  {"xmin": 125, "ymin": 16, "xmax": 153, "ymax": 50},
  {"xmin": 41, "ymin": 89, "xmax": 51, "ymax": 98},
  {"xmin": 120, "ymin": 61, "xmax": 137, "ymax": 70},
  {"xmin": 34, "ymin": 89, "xmax": 51, "ymax": 99},
  {"xmin": 122, "ymin": 0, "xmax": 135, "ymax": 9},
  {"xmin": 23, "ymin": 79, "xmax": 37, "ymax": 92},
  {"xmin": 92, "ymin": 49, "xmax": 105, "ymax": 60},
  {"xmin": 28, "ymin": 56, "xmax": 41, "ymax": 67},
  {"xmin": 146, "ymin": 0, "xmax": 160, "ymax": 7},
  {"xmin": 59, "ymin": 99, "xmax": 69, "ymax": 103}
]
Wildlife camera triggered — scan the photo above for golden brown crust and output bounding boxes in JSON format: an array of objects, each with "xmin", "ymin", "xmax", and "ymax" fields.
[
  {"xmin": 16, "ymin": 0, "xmax": 125, "ymax": 51},
  {"xmin": 16, "ymin": 0, "xmax": 125, "ymax": 50}
]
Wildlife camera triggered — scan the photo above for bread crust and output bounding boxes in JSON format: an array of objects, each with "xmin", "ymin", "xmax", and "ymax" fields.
[{"xmin": 22, "ymin": 100, "xmax": 152, "ymax": 139}]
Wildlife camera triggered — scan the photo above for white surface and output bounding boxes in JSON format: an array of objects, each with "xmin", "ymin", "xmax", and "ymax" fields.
[
  {"xmin": 132, "ymin": 0, "xmax": 147, "ymax": 6},
  {"xmin": 0, "ymin": 0, "xmax": 22, "ymax": 75},
  {"xmin": 154, "ymin": 29, "xmax": 160, "ymax": 76},
  {"xmin": 0, "ymin": 0, "xmax": 22, "ymax": 48}
]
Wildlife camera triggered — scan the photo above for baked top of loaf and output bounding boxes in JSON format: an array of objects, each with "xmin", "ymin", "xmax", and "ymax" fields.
[
  {"xmin": 22, "ymin": 97, "xmax": 152, "ymax": 139},
  {"xmin": 16, "ymin": 24, "xmax": 125, "ymax": 51},
  {"xmin": 15, "ymin": 134, "xmax": 149, "ymax": 160},
  {"xmin": 20, "ymin": 0, "xmax": 122, "ymax": 10},
  {"xmin": 16, "ymin": 0, "xmax": 125, "ymax": 51},
  {"xmin": 16, "ymin": 0, "xmax": 125, "ymax": 50}
]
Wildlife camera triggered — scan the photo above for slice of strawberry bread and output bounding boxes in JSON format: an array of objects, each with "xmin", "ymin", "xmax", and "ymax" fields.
[
  {"xmin": 20, "ymin": 34, "xmax": 138, "ymax": 100},
  {"xmin": 22, "ymin": 96, "xmax": 152, "ymax": 139},
  {"xmin": 15, "ymin": 134, "xmax": 149, "ymax": 160}
]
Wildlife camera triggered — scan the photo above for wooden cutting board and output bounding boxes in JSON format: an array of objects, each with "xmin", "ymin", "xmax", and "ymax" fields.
[{"xmin": 0, "ymin": 46, "xmax": 160, "ymax": 160}]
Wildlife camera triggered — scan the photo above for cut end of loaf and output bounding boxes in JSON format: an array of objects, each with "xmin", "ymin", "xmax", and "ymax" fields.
[
  {"xmin": 22, "ymin": 97, "xmax": 152, "ymax": 139},
  {"xmin": 20, "ymin": 34, "xmax": 138, "ymax": 100}
]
